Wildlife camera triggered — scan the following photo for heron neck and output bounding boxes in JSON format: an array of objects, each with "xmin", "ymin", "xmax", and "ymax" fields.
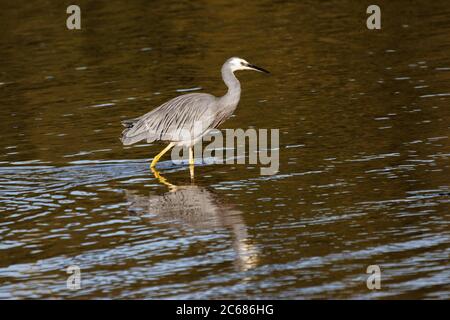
[{"xmin": 220, "ymin": 66, "xmax": 241, "ymax": 106}]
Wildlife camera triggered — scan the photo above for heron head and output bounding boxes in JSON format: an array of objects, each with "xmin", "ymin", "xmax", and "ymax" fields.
[{"xmin": 227, "ymin": 57, "xmax": 270, "ymax": 74}]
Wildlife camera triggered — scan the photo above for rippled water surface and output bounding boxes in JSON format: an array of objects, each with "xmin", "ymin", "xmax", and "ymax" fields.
[{"xmin": 1, "ymin": 1, "xmax": 449, "ymax": 299}]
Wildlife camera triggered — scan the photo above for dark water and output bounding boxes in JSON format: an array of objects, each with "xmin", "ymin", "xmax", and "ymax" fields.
[{"xmin": 1, "ymin": 1, "xmax": 449, "ymax": 299}]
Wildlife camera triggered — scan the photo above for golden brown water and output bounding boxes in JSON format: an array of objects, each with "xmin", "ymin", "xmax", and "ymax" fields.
[{"xmin": 0, "ymin": 1, "xmax": 449, "ymax": 299}]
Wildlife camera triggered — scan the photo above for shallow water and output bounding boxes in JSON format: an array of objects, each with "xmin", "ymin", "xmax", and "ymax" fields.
[{"xmin": 0, "ymin": 1, "xmax": 449, "ymax": 299}]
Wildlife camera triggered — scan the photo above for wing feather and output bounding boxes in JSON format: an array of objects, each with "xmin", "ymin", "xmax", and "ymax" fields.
[{"xmin": 121, "ymin": 93, "xmax": 217, "ymax": 145}]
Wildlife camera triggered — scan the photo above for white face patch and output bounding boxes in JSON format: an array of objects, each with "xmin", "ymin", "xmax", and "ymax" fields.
[{"xmin": 229, "ymin": 57, "xmax": 250, "ymax": 72}]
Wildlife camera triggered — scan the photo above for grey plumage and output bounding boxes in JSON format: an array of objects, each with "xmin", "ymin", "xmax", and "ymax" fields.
[
  {"xmin": 120, "ymin": 57, "xmax": 269, "ymax": 147},
  {"xmin": 121, "ymin": 93, "xmax": 220, "ymax": 145}
]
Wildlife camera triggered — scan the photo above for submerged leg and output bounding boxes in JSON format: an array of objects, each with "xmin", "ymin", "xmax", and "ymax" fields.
[
  {"xmin": 189, "ymin": 163, "xmax": 195, "ymax": 181},
  {"xmin": 189, "ymin": 146, "xmax": 195, "ymax": 181},
  {"xmin": 150, "ymin": 142, "xmax": 175, "ymax": 168},
  {"xmin": 150, "ymin": 167, "xmax": 177, "ymax": 191}
]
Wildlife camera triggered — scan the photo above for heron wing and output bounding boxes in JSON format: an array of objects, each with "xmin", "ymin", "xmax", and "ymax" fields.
[{"xmin": 121, "ymin": 93, "xmax": 217, "ymax": 145}]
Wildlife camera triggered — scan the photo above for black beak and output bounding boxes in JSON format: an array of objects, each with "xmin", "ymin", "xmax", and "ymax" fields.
[{"xmin": 247, "ymin": 63, "xmax": 270, "ymax": 74}]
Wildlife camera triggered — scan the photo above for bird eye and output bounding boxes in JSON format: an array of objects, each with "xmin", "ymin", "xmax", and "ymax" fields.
[{"xmin": 240, "ymin": 62, "xmax": 246, "ymax": 66}]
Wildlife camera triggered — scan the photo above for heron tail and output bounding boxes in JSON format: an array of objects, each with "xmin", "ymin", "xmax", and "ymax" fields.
[
  {"xmin": 120, "ymin": 118, "xmax": 147, "ymax": 145},
  {"xmin": 120, "ymin": 130, "xmax": 148, "ymax": 145},
  {"xmin": 121, "ymin": 118, "xmax": 138, "ymax": 128}
]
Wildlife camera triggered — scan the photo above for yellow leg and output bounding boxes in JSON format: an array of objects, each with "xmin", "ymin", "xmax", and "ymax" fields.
[
  {"xmin": 150, "ymin": 142, "xmax": 175, "ymax": 168},
  {"xmin": 189, "ymin": 146, "xmax": 195, "ymax": 180},
  {"xmin": 189, "ymin": 146, "xmax": 195, "ymax": 165}
]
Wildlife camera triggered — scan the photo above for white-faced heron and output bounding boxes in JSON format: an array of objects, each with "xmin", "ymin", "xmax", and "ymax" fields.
[{"xmin": 120, "ymin": 57, "xmax": 269, "ymax": 172}]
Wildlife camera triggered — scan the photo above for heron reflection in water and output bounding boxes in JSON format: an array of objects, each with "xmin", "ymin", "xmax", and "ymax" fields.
[{"xmin": 125, "ymin": 168, "xmax": 259, "ymax": 271}]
